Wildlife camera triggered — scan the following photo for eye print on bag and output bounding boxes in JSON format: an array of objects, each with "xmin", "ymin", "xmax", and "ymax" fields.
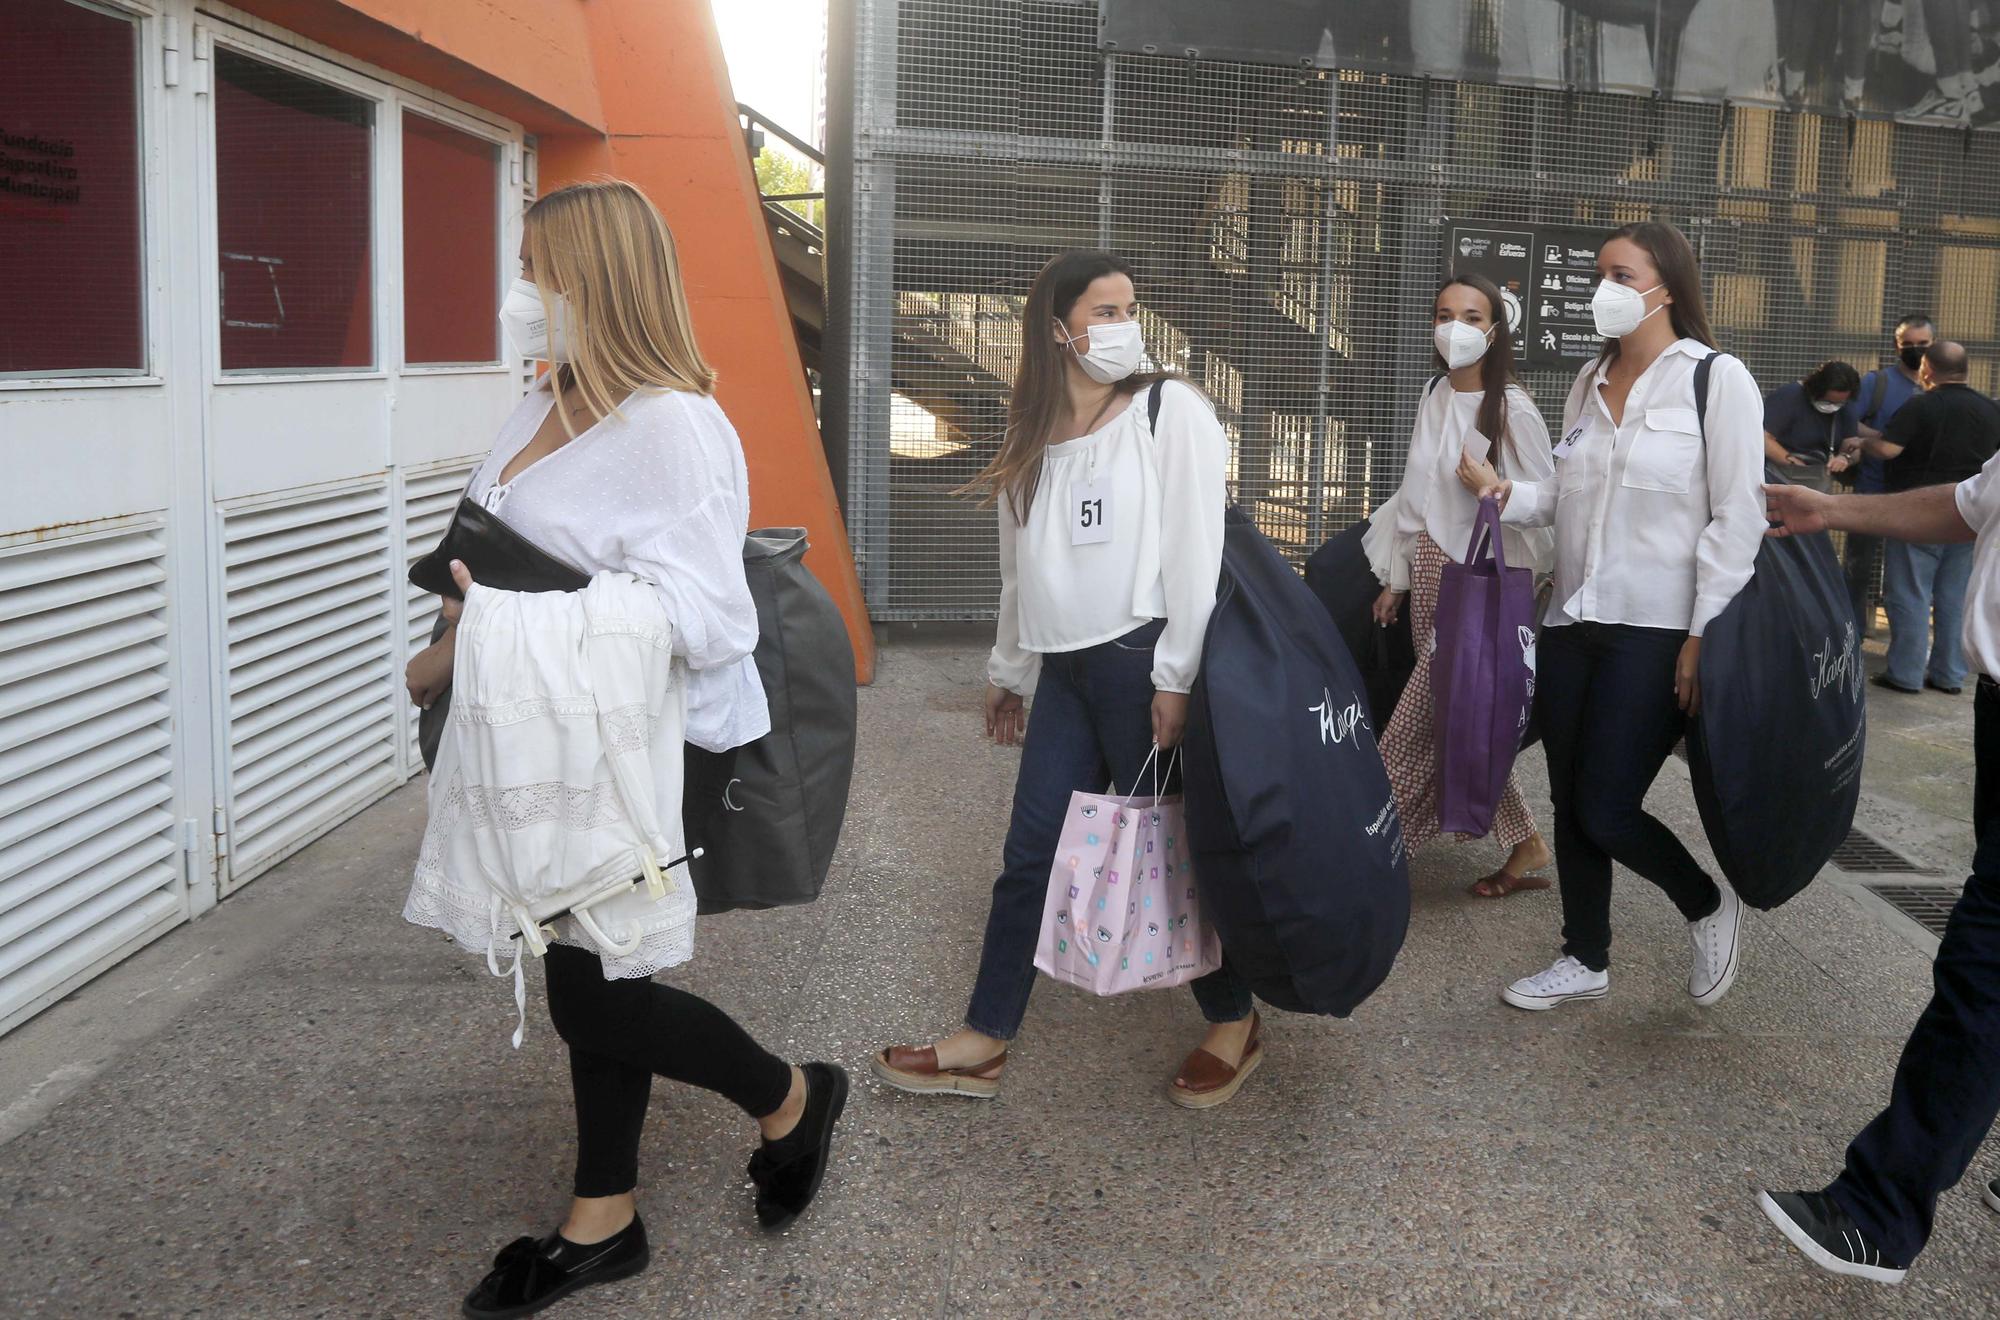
[
  {"xmin": 1096, "ymin": 926, "xmax": 1113, "ymax": 942},
  {"xmin": 1094, "ymin": 865, "xmax": 1104, "ymax": 879},
  {"xmin": 1081, "ymin": 805, "xmax": 1098, "ymax": 819},
  {"xmin": 1057, "ymin": 911, "xmax": 1069, "ymax": 926},
  {"xmin": 1114, "ymin": 812, "xmax": 1128, "ymax": 829},
  {"xmin": 1147, "ymin": 922, "xmax": 1160, "ymax": 937},
  {"xmin": 1150, "ymin": 811, "xmax": 1162, "ymax": 826}
]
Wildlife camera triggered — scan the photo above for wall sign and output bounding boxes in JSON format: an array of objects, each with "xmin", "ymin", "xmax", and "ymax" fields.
[{"xmin": 1443, "ymin": 220, "xmax": 1608, "ymax": 371}]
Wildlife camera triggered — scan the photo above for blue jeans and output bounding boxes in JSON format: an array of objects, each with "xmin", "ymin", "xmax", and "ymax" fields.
[
  {"xmin": 1830, "ymin": 677, "xmax": 2000, "ymax": 1265},
  {"xmin": 964, "ymin": 620, "xmax": 1254, "ymax": 1039},
  {"xmin": 1882, "ymin": 539, "xmax": 1975, "ymax": 690}
]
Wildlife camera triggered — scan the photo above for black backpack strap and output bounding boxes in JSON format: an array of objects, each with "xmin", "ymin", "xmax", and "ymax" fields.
[
  {"xmin": 1865, "ymin": 364, "xmax": 1889, "ymax": 428},
  {"xmin": 1425, "ymin": 372, "xmax": 1445, "ymax": 398},
  {"xmin": 1692, "ymin": 351, "xmax": 1718, "ymax": 443},
  {"xmin": 1148, "ymin": 379, "xmax": 1165, "ymax": 433}
]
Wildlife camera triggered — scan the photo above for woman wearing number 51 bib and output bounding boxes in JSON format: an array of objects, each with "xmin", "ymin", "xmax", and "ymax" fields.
[
  {"xmin": 870, "ymin": 250, "xmax": 1259, "ymax": 1108},
  {"xmin": 1461, "ymin": 222, "xmax": 1767, "ymax": 1014}
]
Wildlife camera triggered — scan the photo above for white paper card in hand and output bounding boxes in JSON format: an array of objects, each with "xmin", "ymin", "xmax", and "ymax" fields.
[{"xmin": 1070, "ymin": 479, "xmax": 1112, "ymax": 546}]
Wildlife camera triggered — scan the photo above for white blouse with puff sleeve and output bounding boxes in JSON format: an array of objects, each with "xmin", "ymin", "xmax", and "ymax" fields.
[
  {"xmin": 465, "ymin": 378, "xmax": 771, "ymax": 753},
  {"xmin": 988, "ymin": 379, "xmax": 1227, "ymax": 698}
]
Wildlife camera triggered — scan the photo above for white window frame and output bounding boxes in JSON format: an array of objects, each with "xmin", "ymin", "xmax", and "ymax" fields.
[
  {"xmin": 194, "ymin": 3, "xmax": 525, "ymax": 389},
  {"xmin": 396, "ymin": 101, "xmax": 514, "ymax": 378},
  {"xmin": 0, "ymin": 0, "xmax": 165, "ymax": 392}
]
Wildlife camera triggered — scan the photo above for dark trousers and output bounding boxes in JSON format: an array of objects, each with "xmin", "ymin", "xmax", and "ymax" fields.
[
  {"xmin": 1535, "ymin": 623, "xmax": 1722, "ymax": 972},
  {"xmin": 1844, "ymin": 532, "xmax": 1883, "ymax": 634},
  {"xmin": 1830, "ymin": 677, "xmax": 2000, "ymax": 1266},
  {"xmin": 965, "ymin": 620, "xmax": 1253, "ymax": 1039},
  {"xmin": 545, "ymin": 944, "xmax": 793, "ymax": 1198}
]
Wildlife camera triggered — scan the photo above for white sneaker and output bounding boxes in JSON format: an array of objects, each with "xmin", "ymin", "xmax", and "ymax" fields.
[
  {"xmin": 1500, "ymin": 955, "xmax": 1609, "ymax": 1012},
  {"xmin": 1689, "ymin": 885, "xmax": 1743, "ymax": 1006},
  {"xmin": 1983, "ymin": 1176, "xmax": 1999, "ymax": 1214}
]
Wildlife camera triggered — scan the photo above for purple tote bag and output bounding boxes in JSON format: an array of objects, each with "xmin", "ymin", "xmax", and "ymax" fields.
[{"xmin": 1432, "ymin": 496, "xmax": 1537, "ymax": 837}]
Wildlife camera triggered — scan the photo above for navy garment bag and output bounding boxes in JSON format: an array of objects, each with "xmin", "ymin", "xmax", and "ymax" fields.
[
  {"xmin": 1681, "ymin": 353, "xmax": 1865, "ymax": 909},
  {"xmin": 1688, "ymin": 526, "xmax": 1865, "ymax": 909},
  {"xmin": 1303, "ymin": 519, "xmax": 1416, "ymax": 730},
  {"xmin": 1184, "ymin": 511, "xmax": 1410, "ymax": 1017}
]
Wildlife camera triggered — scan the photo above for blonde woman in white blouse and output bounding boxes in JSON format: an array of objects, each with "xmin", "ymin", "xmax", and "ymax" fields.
[
  {"xmin": 1371, "ymin": 273, "xmax": 1556, "ymax": 899},
  {"xmin": 1463, "ymin": 221, "xmax": 1766, "ymax": 1016},
  {"xmin": 871, "ymin": 251, "xmax": 1261, "ymax": 1109},
  {"xmin": 401, "ymin": 182, "xmax": 846, "ymax": 1320}
]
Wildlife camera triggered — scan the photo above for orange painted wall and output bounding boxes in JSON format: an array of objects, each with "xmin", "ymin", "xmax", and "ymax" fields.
[{"xmin": 228, "ymin": 0, "xmax": 876, "ymax": 682}]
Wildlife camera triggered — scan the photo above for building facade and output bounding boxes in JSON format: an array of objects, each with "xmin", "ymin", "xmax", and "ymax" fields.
[{"xmin": 828, "ymin": 0, "xmax": 2000, "ymax": 620}]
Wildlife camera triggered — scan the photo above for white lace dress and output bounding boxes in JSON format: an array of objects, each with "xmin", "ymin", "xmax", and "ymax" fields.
[{"xmin": 403, "ymin": 380, "xmax": 769, "ymax": 982}]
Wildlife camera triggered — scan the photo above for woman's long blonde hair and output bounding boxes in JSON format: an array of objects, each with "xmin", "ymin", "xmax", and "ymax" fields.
[{"xmin": 525, "ymin": 180, "xmax": 717, "ymax": 431}]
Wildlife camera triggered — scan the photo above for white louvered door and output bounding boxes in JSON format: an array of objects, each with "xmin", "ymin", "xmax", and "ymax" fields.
[
  {"xmin": 217, "ymin": 482, "xmax": 402, "ymax": 891},
  {"xmin": 0, "ymin": 525, "xmax": 187, "ymax": 1035}
]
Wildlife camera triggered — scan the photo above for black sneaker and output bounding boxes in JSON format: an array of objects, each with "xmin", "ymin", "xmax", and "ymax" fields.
[
  {"xmin": 1871, "ymin": 674, "xmax": 1921, "ymax": 695},
  {"xmin": 747, "ymin": 1061, "xmax": 849, "ymax": 1231},
  {"xmin": 1984, "ymin": 1176, "xmax": 1999, "ymax": 1214},
  {"xmin": 1925, "ymin": 677, "xmax": 1965, "ymax": 696},
  {"xmin": 1758, "ymin": 1190, "xmax": 1907, "ymax": 1284},
  {"xmin": 462, "ymin": 1215, "xmax": 649, "ymax": 1318}
]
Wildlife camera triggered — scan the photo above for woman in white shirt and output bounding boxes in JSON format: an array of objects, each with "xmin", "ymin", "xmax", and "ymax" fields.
[
  {"xmin": 1371, "ymin": 273, "xmax": 1556, "ymax": 898},
  {"xmin": 400, "ymin": 182, "xmax": 846, "ymax": 1319},
  {"xmin": 1461, "ymin": 221, "xmax": 1766, "ymax": 1015},
  {"xmin": 870, "ymin": 250, "xmax": 1260, "ymax": 1109}
]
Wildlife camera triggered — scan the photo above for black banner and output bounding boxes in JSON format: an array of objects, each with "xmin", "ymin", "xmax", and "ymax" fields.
[
  {"xmin": 1102, "ymin": 2, "xmax": 2000, "ymax": 130},
  {"xmin": 1444, "ymin": 220, "xmax": 1609, "ymax": 370}
]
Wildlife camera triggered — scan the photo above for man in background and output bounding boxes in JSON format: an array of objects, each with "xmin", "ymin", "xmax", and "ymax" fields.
[
  {"xmin": 1850, "ymin": 314, "xmax": 1937, "ymax": 633},
  {"xmin": 1867, "ymin": 340, "xmax": 2000, "ymax": 695}
]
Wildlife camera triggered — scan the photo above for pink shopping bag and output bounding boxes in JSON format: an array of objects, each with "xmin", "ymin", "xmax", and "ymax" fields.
[{"xmin": 1033, "ymin": 749, "xmax": 1222, "ymax": 996}]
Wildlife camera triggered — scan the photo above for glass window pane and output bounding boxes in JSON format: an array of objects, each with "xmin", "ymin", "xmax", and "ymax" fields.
[
  {"xmin": 402, "ymin": 112, "xmax": 500, "ymax": 365},
  {"xmin": 0, "ymin": 0, "xmax": 143, "ymax": 376},
  {"xmin": 216, "ymin": 51, "xmax": 373, "ymax": 372}
]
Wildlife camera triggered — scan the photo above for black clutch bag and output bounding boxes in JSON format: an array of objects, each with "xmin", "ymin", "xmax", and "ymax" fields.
[
  {"xmin": 410, "ymin": 498, "xmax": 591, "ymax": 768},
  {"xmin": 408, "ymin": 497, "xmax": 590, "ymax": 598}
]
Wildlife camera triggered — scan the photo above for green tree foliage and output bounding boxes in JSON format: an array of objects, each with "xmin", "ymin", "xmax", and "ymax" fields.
[{"xmin": 753, "ymin": 147, "xmax": 824, "ymax": 229}]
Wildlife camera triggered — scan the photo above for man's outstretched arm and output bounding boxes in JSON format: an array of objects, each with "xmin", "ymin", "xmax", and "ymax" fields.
[{"xmin": 1764, "ymin": 483, "xmax": 1975, "ymax": 545}]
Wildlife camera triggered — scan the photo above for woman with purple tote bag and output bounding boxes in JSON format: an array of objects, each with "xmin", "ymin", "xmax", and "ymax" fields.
[{"xmin": 1371, "ymin": 275, "xmax": 1556, "ymax": 898}]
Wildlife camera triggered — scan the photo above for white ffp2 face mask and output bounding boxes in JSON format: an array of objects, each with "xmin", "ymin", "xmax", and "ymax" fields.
[
  {"xmin": 1590, "ymin": 279, "xmax": 1665, "ymax": 339},
  {"xmin": 1433, "ymin": 319, "xmax": 1495, "ymax": 370},
  {"xmin": 499, "ymin": 278, "xmax": 572, "ymax": 361},
  {"xmin": 1812, "ymin": 398, "xmax": 1844, "ymax": 415},
  {"xmin": 1060, "ymin": 320, "xmax": 1145, "ymax": 384}
]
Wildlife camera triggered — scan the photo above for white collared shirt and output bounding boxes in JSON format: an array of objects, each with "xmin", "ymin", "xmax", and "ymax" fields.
[
  {"xmin": 1954, "ymin": 450, "xmax": 2000, "ymax": 678},
  {"xmin": 1386, "ymin": 381, "xmax": 1555, "ymax": 589},
  {"xmin": 1500, "ymin": 339, "xmax": 1766, "ymax": 636}
]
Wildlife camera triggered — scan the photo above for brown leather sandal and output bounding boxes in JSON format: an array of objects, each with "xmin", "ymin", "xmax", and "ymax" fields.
[
  {"xmin": 1468, "ymin": 868, "xmax": 1553, "ymax": 899},
  {"xmin": 1168, "ymin": 1012, "xmax": 1263, "ymax": 1110},
  {"xmin": 869, "ymin": 1044, "xmax": 1007, "ymax": 1099}
]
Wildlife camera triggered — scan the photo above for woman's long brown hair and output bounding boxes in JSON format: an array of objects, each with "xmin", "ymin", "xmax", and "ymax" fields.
[
  {"xmin": 1595, "ymin": 220, "xmax": 1717, "ymax": 362},
  {"xmin": 966, "ymin": 250, "xmax": 1173, "ymax": 522},
  {"xmin": 1433, "ymin": 272, "xmax": 1524, "ymax": 469}
]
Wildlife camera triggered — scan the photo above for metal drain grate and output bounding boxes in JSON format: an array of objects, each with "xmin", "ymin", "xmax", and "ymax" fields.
[
  {"xmin": 1863, "ymin": 884, "xmax": 1965, "ymax": 937},
  {"xmin": 1830, "ymin": 828, "xmax": 1942, "ymax": 876}
]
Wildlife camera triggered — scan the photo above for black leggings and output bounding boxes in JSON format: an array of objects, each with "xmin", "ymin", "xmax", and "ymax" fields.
[
  {"xmin": 544, "ymin": 944, "xmax": 793, "ymax": 1197},
  {"xmin": 1536, "ymin": 623, "xmax": 1722, "ymax": 972}
]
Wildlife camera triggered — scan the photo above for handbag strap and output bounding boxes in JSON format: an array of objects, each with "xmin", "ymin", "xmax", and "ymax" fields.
[
  {"xmin": 1130, "ymin": 742, "xmax": 1184, "ymax": 798},
  {"xmin": 1461, "ymin": 494, "xmax": 1511, "ymax": 574}
]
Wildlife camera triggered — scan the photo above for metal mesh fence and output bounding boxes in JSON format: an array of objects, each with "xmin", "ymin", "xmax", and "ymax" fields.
[{"xmin": 837, "ymin": 0, "xmax": 2000, "ymax": 620}]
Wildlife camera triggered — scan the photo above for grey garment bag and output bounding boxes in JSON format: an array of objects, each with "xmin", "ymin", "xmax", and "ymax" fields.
[{"xmin": 684, "ymin": 529, "xmax": 858, "ymax": 914}]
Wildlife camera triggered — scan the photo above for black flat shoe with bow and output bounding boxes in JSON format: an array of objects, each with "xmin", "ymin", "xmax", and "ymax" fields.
[
  {"xmin": 461, "ymin": 1215, "xmax": 649, "ymax": 1319},
  {"xmin": 747, "ymin": 1061, "xmax": 849, "ymax": 1231}
]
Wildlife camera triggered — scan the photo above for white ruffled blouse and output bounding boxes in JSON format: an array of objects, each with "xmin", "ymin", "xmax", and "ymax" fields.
[{"xmin": 464, "ymin": 377, "xmax": 770, "ymax": 753}]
